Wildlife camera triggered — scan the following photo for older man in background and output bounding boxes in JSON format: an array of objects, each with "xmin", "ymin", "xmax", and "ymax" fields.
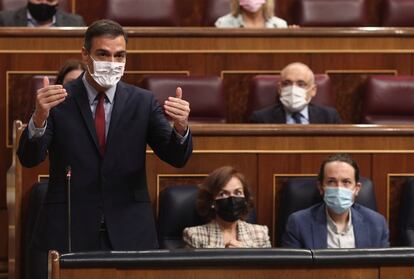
[{"xmin": 249, "ymin": 62, "xmax": 342, "ymax": 124}]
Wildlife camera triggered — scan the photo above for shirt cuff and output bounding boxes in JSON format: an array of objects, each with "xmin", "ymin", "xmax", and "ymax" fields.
[
  {"xmin": 28, "ymin": 117, "xmax": 46, "ymax": 139},
  {"xmin": 173, "ymin": 126, "xmax": 189, "ymax": 144}
]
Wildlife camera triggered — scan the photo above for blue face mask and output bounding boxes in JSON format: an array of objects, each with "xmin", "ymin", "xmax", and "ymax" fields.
[{"xmin": 323, "ymin": 187, "xmax": 354, "ymax": 214}]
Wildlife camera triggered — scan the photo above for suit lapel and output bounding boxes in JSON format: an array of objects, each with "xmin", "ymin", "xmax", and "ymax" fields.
[
  {"xmin": 273, "ymin": 104, "xmax": 287, "ymax": 124},
  {"xmin": 308, "ymin": 104, "xmax": 324, "ymax": 123},
  {"xmin": 15, "ymin": 8, "xmax": 28, "ymax": 26},
  {"xmin": 311, "ymin": 203, "xmax": 328, "ymax": 248},
  {"xmin": 352, "ymin": 206, "xmax": 370, "ymax": 248},
  {"xmin": 105, "ymin": 82, "xmax": 128, "ymax": 148},
  {"xmin": 308, "ymin": 104, "xmax": 318, "ymax": 123},
  {"xmin": 72, "ymin": 77, "xmax": 100, "ymax": 152},
  {"xmin": 54, "ymin": 10, "xmax": 67, "ymax": 27}
]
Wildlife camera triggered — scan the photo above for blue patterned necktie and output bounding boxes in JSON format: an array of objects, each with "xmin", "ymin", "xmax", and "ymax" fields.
[{"xmin": 292, "ymin": 112, "xmax": 302, "ymax": 124}]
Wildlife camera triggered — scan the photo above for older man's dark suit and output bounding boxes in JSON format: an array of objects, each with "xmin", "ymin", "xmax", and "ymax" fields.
[
  {"xmin": 18, "ymin": 75, "xmax": 192, "ymax": 253},
  {"xmin": 249, "ymin": 103, "xmax": 342, "ymax": 124},
  {"xmin": 0, "ymin": 7, "xmax": 85, "ymax": 26}
]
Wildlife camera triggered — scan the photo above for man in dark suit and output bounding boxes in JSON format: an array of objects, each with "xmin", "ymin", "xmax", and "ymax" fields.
[
  {"xmin": 0, "ymin": 0, "xmax": 84, "ymax": 27},
  {"xmin": 282, "ymin": 154, "xmax": 389, "ymax": 249},
  {"xmin": 18, "ymin": 19, "xmax": 192, "ymax": 278},
  {"xmin": 249, "ymin": 62, "xmax": 341, "ymax": 124}
]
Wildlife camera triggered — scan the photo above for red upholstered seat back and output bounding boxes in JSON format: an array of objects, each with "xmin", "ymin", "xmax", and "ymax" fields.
[
  {"xmin": 361, "ymin": 75, "xmax": 414, "ymax": 124},
  {"xmin": 144, "ymin": 76, "xmax": 227, "ymax": 123},
  {"xmin": 293, "ymin": 0, "xmax": 369, "ymax": 27},
  {"xmin": 246, "ymin": 74, "xmax": 333, "ymax": 120},
  {"xmin": 105, "ymin": 0, "xmax": 179, "ymax": 26},
  {"xmin": 202, "ymin": 0, "xmax": 231, "ymax": 26},
  {"xmin": 30, "ymin": 75, "xmax": 57, "ymax": 94},
  {"xmin": 381, "ymin": 0, "xmax": 414, "ymax": 27}
]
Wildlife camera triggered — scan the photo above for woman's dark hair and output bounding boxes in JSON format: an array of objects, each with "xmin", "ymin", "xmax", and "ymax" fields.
[
  {"xmin": 196, "ymin": 166, "xmax": 254, "ymax": 222},
  {"xmin": 55, "ymin": 59, "xmax": 86, "ymax": 85}
]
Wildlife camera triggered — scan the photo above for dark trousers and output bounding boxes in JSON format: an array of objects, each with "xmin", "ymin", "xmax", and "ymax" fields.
[{"xmin": 25, "ymin": 229, "xmax": 112, "ymax": 279}]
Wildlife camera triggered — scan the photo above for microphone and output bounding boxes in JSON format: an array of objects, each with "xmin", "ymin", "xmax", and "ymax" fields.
[{"xmin": 66, "ymin": 166, "xmax": 72, "ymax": 253}]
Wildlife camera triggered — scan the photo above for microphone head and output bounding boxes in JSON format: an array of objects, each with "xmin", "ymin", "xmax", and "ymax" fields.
[{"xmin": 66, "ymin": 166, "xmax": 72, "ymax": 178}]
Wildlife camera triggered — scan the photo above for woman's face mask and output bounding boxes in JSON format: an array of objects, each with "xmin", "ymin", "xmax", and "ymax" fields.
[
  {"xmin": 239, "ymin": 0, "xmax": 266, "ymax": 13},
  {"xmin": 214, "ymin": 196, "xmax": 248, "ymax": 222}
]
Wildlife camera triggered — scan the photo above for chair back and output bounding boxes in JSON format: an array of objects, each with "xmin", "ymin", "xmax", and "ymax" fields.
[
  {"xmin": 30, "ymin": 75, "xmax": 57, "ymax": 94},
  {"xmin": 158, "ymin": 185, "xmax": 203, "ymax": 249},
  {"xmin": 144, "ymin": 76, "xmax": 227, "ymax": 123},
  {"xmin": 105, "ymin": 0, "xmax": 179, "ymax": 26},
  {"xmin": 397, "ymin": 178, "xmax": 414, "ymax": 246},
  {"xmin": 293, "ymin": 0, "xmax": 369, "ymax": 27},
  {"xmin": 0, "ymin": 0, "xmax": 25, "ymax": 10},
  {"xmin": 361, "ymin": 75, "xmax": 414, "ymax": 124},
  {"xmin": 202, "ymin": 0, "xmax": 231, "ymax": 26},
  {"xmin": 382, "ymin": 0, "xmax": 414, "ymax": 27}
]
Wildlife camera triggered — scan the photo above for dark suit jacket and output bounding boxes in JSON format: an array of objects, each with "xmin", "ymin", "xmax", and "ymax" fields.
[
  {"xmin": 0, "ymin": 7, "xmax": 85, "ymax": 26},
  {"xmin": 17, "ymin": 75, "xmax": 193, "ymax": 252},
  {"xmin": 249, "ymin": 103, "xmax": 342, "ymax": 124},
  {"xmin": 281, "ymin": 202, "xmax": 389, "ymax": 249}
]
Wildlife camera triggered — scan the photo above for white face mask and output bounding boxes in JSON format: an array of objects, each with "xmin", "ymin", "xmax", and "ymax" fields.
[
  {"xmin": 88, "ymin": 56, "xmax": 125, "ymax": 88},
  {"xmin": 279, "ymin": 85, "xmax": 310, "ymax": 112},
  {"xmin": 239, "ymin": 0, "xmax": 266, "ymax": 13}
]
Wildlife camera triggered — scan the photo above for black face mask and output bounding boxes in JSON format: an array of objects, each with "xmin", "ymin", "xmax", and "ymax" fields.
[
  {"xmin": 27, "ymin": 2, "xmax": 57, "ymax": 22},
  {"xmin": 214, "ymin": 196, "xmax": 247, "ymax": 222}
]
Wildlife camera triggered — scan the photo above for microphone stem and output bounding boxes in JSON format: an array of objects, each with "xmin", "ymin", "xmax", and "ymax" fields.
[{"xmin": 67, "ymin": 167, "xmax": 72, "ymax": 253}]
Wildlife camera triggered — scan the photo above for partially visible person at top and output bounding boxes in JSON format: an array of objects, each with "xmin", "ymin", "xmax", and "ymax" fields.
[
  {"xmin": 55, "ymin": 59, "xmax": 86, "ymax": 85},
  {"xmin": 0, "ymin": 0, "xmax": 85, "ymax": 27},
  {"xmin": 183, "ymin": 166, "xmax": 271, "ymax": 248},
  {"xmin": 215, "ymin": 0, "xmax": 287, "ymax": 28}
]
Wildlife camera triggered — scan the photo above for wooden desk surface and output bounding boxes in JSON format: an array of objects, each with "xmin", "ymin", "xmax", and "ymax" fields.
[{"xmin": 48, "ymin": 249, "xmax": 414, "ymax": 279}]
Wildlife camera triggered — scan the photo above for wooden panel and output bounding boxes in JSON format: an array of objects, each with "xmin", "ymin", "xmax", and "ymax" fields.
[
  {"xmin": 58, "ymin": 266, "xmax": 379, "ymax": 279},
  {"xmin": 0, "ymin": 209, "xmax": 7, "ymax": 260},
  {"xmin": 381, "ymin": 267, "xmax": 414, "ymax": 279}
]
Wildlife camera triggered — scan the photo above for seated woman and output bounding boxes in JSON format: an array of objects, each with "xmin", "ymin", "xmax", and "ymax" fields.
[
  {"xmin": 215, "ymin": 0, "xmax": 287, "ymax": 28},
  {"xmin": 55, "ymin": 59, "xmax": 86, "ymax": 85},
  {"xmin": 183, "ymin": 166, "xmax": 271, "ymax": 248}
]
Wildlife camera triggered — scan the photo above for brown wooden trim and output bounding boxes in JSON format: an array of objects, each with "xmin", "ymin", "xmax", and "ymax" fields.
[
  {"xmin": 48, "ymin": 251, "xmax": 60, "ymax": 279},
  {"xmin": 1, "ymin": 27, "xmax": 414, "ymax": 38},
  {"xmin": 189, "ymin": 124, "xmax": 414, "ymax": 136}
]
